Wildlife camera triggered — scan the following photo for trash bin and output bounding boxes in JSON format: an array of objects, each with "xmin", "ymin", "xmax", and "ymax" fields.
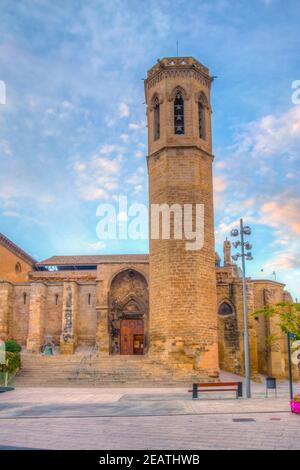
[{"xmin": 266, "ymin": 377, "xmax": 277, "ymax": 397}]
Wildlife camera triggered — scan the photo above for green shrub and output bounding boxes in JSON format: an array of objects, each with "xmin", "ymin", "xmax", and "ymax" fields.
[
  {"xmin": 5, "ymin": 339, "xmax": 22, "ymax": 353},
  {"xmin": 0, "ymin": 351, "xmax": 21, "ymax": 373}
]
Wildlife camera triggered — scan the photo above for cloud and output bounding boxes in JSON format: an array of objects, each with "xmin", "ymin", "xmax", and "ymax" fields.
[
  {"xmin": 0, "ymin": 0, "xmax": 298, "ymax": 291},
  {"xmin": 87, "ymin": 240, "xmax": 106, "ymax": 251},
  {"xmin": 0, "ymin": 140, "xmax": 12, "ymax": 157},
  {"xmin": 45, "ymin": 100, "xmax": 75, "ymax": 119},
  {"xmin": 214, "ymin": 104, "xmax": 300, "ymax": 298},
  {"xmin": 99, "ymin": 144, "xmax": 124, "ymax": 156},
  {"xmin": 2, "ymin": 210, "xmax": 21, "ymax": 217},
  {"xmin": 73, "ymin": 148, "xmax": 123, "ymax": 201},
  {"xmin": 120, "ymin": 133, "xmax": 129, "ymax": 143},
  {"xmin": 135, "ymin": 150, "xmax": 144, "ymax": 159},
  {"xmin": 213, "ymin": 174, "xmax": 228, "ymax": 193},
  {"xmin": 129, "ymin": 121, "xmax": 146, "ymax": 130},
  {"xmin": 91, "ymin": 154, "xmax": 123, "ymax": 174},
  {"xmin": 266, "ymin": 252, "xmax": 300, "ymax": 270},
  {"xmin": 119, "ymin": 102, "xmax": 130, "ymax": 118},
  {"xmin": 231, "ymin": 106, "xmax": 300, "ymax": 161},
  {"xmin": 260, "ymin": 197, "xmax": 300, "ymax": 236}
]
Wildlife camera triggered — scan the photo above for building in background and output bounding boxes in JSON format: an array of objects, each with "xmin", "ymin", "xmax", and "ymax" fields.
[{"xmin": 0, "ymin": 57, "xmax": 296, "ymax": 385}]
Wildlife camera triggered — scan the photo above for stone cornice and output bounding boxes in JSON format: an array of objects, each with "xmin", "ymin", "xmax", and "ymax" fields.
[
  {"xmin": 147, "ymin": 145, "xmax": 215, "ymax": 162},
  {"xmin": 29, "ymin": 271, "xmax": 97, "ymax": 282},
  {"xmin": 251, "ymin": 279, "xmax": 286, "ymax": 287},
  {"xmin": 145, "ymin": 57, "xmax": 213, "ymax": 91}
]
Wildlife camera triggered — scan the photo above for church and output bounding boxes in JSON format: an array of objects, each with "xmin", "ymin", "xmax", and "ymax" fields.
[{"xmin": 0, "ymin": 57, "xmax": 296, "ymax": 385}]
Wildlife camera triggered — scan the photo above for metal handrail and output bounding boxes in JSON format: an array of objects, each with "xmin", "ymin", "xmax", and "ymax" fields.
[{"xmin": 75, "ymin": 344, "xmax": 100, "ymax": 380}]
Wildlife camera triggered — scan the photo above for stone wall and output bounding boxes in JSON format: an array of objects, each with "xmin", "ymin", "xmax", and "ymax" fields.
[
  {"xmin": 216, "ymin": 266, "xmax": 258, "ymax": 377},
  {"xmin": 44, "ymin": 284, "xmax": 63, "ymax": 344},
  {"xmin": 27, "ymin": 282, "xmax": 47, "ymax": 352},
  {"xmin": 216, "ymin": 274, "xmax": 242, "ymax": 375},
  {"xmin": 1, "ymin": 263, "xmax": 149, "ymax": 355},
  {"xmin": 0, "ymin": 243, "xmax": 33, "ymax": 282},
  {"xmin": 0, "ymin": 263, "xmax": 296, "ymax": 381},
  {"xmin": 77, "ymin": 283, "xmax": 97, "ymax": 346},
  {"xmin": 10, "ymin": 284, "xmax": 31, "ymax": 345},
  {"xmin": 0, "ymin": 281, "xmax": 14, "ymax": 341}
]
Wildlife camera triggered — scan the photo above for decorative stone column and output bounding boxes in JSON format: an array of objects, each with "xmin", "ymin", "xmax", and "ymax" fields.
[
  {"xmin": 27, "ymin": 282, "xmax": 47, "ymax": 352},
  {"xmin": 95, "ymin": 267, "xmax": 109, "ymax": 356},
  {"xmin": 0, "ymin": 281, "xmax": 14, "ymax": 341},
  {"xmin": 60, "ymin": 281, "xmax": 78, "ymax": 354}
]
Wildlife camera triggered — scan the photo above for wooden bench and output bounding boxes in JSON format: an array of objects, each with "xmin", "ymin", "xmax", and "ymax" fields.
[{"xmin": 189, "ymin": 382, "xmax": 243, "ymax": 399}]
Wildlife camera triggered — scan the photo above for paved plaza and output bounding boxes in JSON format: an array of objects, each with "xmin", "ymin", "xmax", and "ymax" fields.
[{"xmin": 0, "ymin": 374, "xmax": 300, "ymax": 450}]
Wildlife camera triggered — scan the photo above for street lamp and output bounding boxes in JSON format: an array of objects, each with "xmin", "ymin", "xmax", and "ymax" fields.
[{"xmin": 230, "ymin": 218, "xmax": 253, "ymax": 399}]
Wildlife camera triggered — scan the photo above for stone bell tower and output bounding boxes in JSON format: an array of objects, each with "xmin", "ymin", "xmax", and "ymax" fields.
[{"xmin": 145, "ymin": 57, "xmax": 219, "ymax": 377}]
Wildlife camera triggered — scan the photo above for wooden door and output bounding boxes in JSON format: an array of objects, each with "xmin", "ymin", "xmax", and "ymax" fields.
[
  {"xmin": 133, "ymin": 335, "xmax": 144, "ymax": 355},
  {"xmin": 120, "ymin": 319, "xmax": 144, "ymax": 355}
]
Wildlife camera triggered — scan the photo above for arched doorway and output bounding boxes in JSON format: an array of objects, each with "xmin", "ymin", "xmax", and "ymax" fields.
[{"xmin": 109, "ymin": 269, "xmax": 148, "ymax": 355}]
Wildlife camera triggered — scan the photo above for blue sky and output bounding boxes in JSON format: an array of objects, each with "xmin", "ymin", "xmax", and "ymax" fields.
[{"xmin": 0, "ymin": 0, "xmax": 300, "ymax": 298}]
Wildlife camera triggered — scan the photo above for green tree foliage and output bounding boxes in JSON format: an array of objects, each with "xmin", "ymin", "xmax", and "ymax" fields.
[{"xmin": 254, "ymin": 302, "xmax": 300, "ymax": 345}]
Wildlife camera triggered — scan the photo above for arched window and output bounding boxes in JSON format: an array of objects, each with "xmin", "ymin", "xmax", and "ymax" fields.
[
  {"xmin": 174, "ymin": 90, "xmax": 184, "ymax": 134},
  {"xmin": 87, "ymin": 293, "xmax": 91, "ymax": 305},
  {"xmin": 23, "ymin": 293, "xmax": 27, "ymax": 305},
  {"xmin": 154, "ymin": 96, "xmax": 160, "ymax": 140},
  {"xmin": 15, "ymin": 262, "xmax": 22, "ymax": 274},
  {"xmin": 198, "ymin": 95, "xmax": 206, "ymax": 140},
  {"xmin": 55, "ymin": 294, "xmax": 59, "ymax": 306},
  {"xmin": 218, "ymin": 302, "xmax": 234, "ymax": 316}
]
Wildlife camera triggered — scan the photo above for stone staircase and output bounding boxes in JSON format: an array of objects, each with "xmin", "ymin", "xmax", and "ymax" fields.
[{"xmin": 14, "ymin": 351, "xmax": 213, "ymax": 387}]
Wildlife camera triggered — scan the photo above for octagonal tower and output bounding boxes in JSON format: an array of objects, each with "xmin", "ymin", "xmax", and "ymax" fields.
[{"xmin": 145, "ymin": 57, "xmax": 219, "ymax": 377}]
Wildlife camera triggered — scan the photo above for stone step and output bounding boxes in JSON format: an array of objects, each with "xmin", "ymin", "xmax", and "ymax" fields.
[{"xmin": 14, "ymin": 352, "xmax": 210, "ymax": 387}]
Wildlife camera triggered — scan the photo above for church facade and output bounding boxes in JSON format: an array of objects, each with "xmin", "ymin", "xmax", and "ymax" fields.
[{"xmin": 0, "ymin": 57, "xmax": 296, "ymax": 383}]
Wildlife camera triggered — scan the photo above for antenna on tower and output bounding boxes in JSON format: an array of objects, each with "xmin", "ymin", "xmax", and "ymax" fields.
[{"xmin": 176, "ymin": 40, "xmax": 179, "ymax": 57}]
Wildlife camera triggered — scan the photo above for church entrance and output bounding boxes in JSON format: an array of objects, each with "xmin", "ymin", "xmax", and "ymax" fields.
[
  {"xmin": 109, "ymin": 269, "xmax": 149, "ymax": 355},
  {"xmin": 120, "ymin": 319, "xmax": 144, "ymax": 355}
]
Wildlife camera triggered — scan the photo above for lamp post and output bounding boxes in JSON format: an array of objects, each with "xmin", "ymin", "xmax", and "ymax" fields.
[{"xmin": 231, "ymin": 218, "xmax": 253, "ymax": 399}]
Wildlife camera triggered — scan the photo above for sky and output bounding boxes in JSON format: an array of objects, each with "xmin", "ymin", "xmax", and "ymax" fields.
[{"xmin": 0, "ymin": 0, "xmax": 299, "ymax": 298}]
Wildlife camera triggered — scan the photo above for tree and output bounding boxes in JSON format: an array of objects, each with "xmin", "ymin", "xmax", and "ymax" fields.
[{"xmin": 254, "ymin": 301, "xmax": 300, "ymax": 343}]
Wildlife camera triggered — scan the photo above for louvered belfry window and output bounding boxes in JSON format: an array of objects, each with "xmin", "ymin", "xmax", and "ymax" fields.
[
  {"xmin": 174, "ymin": 90, "xmax": 184, "ymax": 134},
  {"xmin": 154, "ymin": 96, "xmax": 160, "ymax": 140},
  {"xmin": 199, "ymin": 99, "xmax": 206, "ymax": 139}
]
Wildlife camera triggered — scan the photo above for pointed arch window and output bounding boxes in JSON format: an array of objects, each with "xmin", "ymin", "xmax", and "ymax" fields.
[
  {"xmin": 154, "ymin": 96, "xmax": 160, "ymax": 140},
  {"xmin": 198, "ymin": 95, "xmax": 206, "ymax": 140},
  {"xmin": 218, "ymin": 302, "xmax": 234, "ymax": 316},
  {"xmin": 174, "ymin": 90, "xmax": 184, "ymax": 134}
]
